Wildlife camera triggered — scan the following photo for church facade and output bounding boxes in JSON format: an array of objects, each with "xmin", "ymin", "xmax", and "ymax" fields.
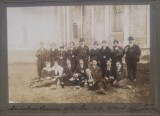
[{"xmin": 7, "ymin": 5, "xmax": 150, "ymax": 63}]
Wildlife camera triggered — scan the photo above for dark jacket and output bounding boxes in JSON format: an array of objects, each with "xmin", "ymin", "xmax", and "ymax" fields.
[
  {"xmin": 49, "ymin": 48, "xmax": 59, "ymax": 66},
  {"xmin": 115, "ymin": 67, "xmax": 126, "ymax": 82},
  {"xmin": 111, "ymin": 46, "xmax": 124, "ymax": 63},
  {"xmin": 75, "ymin": 64, "xmax": 87, "ymax": 78},
  {"xmin": 124, "ymin": 44, "xmax": 141, "ymax": 63},
  {"xmin": 76, "ymin": 45, "xmax": 89, "ymax": 61},
  {"xmin": 90, "ymin": 66, "xmax": 103, "ymax": 82},
  {"xmin": 99, "ymin": 46, "xmax": 112, "ymax": 68},
  {"xmin": 90, "ymin": 48, "xmax": 100, "ymax": 62},
  {"xmin": 36, "ymin": 48, "xmax": 48, "ymax": 76},
  {"xmin": 66, "ymin": 47, "xmax": 77, "ymax": 67},
  {"xmin": 103, "ymin": 66, "xmax": 116, "ymax": 78},
  {"xmin": 58, "ymin": 51, "xmax": 67, "ymax": 67},
  {"xmin": 63, "ymin": 64, "xmax": 76, "ymax": 78}
]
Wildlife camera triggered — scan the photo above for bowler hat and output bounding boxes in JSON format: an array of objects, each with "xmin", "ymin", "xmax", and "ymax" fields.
[
  {"xmin": 79, "ymin": 38, "xmax": 85, "ymax": 42},
  {"xmin": 128, "ymin": 36, "xmax": 134, "ymax": 41}
]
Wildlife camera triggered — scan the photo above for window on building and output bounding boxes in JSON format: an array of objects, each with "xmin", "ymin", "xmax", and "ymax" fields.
[{"xmin": 112, "ymin": 5, "xmax": 123, "ymax": 33}]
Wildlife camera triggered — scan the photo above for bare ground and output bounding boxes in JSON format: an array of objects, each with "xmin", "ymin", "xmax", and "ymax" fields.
[{"xmin": 8, "ymin": 63, "xmax": 150, "ymax": 103}]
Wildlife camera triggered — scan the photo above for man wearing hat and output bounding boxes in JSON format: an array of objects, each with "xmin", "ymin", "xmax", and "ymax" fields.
[
  {"xmin": 76, "ymin": 38, "xmax": 89, "ymax": 67},
  {"xmin": 90, "ymin": 41, "xmax": 100, "ymax": 65},
  {"xmin": 99, "ymin": 40, "xmax": 112, "ymax": 69},
  {"xmin": 124, "ymin": 36, "xmax": 141, "ymax": 82},
  {"xmin": 111, "ymin": 40, "xmax": 124, "ymax": 68}
]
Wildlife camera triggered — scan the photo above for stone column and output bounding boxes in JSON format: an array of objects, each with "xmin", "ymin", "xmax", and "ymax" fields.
[
  {"xmin": 123, "ymin": 5, "xmax": 130, "ymax": 47},
  {"xmin": 105, "ymin": 5, "xmax": 110, "ymax": 43}
]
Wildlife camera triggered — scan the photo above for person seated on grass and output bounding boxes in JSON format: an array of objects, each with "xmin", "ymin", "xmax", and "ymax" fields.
[
  {"xmin": 30, "ymin": 61, "xmax": 54, "ymax": 88},
  {"xmin": 85, "ymin": 67, "xmax": 106, "ymax": 94},
  {"xmin": 50, "ymin": 60, "xmax": 65, "ymax": 88},
  {"xmin": 112, "ymin": 61, "xmax": 132, "ymax": 89},
  {"xmin": 63, "ymin": 59, "xmax": 76, "ymax": 86},
  {"xmin": 72, "ymin": 59, "xmax": 88, "ymax": 87},
  {"xmin": 30, "ymin": 61, "xmax": 65, "ymax": 88},
  {"xmin": 103, "ymin": 58, "xmax": 116, "ymax": 86}
]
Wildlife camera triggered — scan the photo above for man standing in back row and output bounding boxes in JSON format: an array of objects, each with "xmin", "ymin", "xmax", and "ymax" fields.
[
  {"xmin": 99, "ymin": 40, "xmax": 112, "ymax": 69},
  {"xmin": 76, "ymin": 38, "xmax": 89, "ymax": 67},
  {"xmin": 124, "ymin": 36, "xmax": 141, "ymax": 82}
]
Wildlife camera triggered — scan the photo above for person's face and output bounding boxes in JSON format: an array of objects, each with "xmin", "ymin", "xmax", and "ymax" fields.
[
  {"xmin": 93, "ymin": 44, "xmax": 97, "ymax": 49},
  {"xmin": 79, "ymin": 60, "xmax": 84, "ymax": 65},
  {"xmin": 66, "ymin": 60, "xmax": 71, "ymax": 65},
  {"xmin": 46, "ymin": 63, "xmax": 51, "ymax": 67},
  {"xmin": 86, "ymin": 69, "xmax": 91, "ymax": 76},
  {"xmin": 116, "ymin": 62, "xmax": 121, "ymax": 69},
  {"xmin": 54, "ymin": 62, "xmax": 58, "ymax": 67},
  {"xmin": 81, "ymin": 41, "xmax": 85, "ymax": 46},
  {"xmin": 114, "ymin": 42, "xmax": 118, "ymax": 47},
  {"xmin": 102, "ymin": 43, "xmax": 107, "ymax": 47},
  {"xmin": 92, "ymin": 60, "xmax": 97, "ymax": 66},
  {"xmin": 129, "ymin": 40, "xmax": 133, "ymax": 44},
  {"xmin": 106, "ymin": 60, "xmax": 112, "ymax": 67}
]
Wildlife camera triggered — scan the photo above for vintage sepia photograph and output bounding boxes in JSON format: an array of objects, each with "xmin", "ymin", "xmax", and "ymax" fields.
[{"xmin": 8, "ymin": 5, "xmax": 150, "ymax": 103}]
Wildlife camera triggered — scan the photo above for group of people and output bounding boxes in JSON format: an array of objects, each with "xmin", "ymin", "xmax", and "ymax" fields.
[{"xmin": 31, "ymin": 36, "xmax": 141, "ymax": 94}]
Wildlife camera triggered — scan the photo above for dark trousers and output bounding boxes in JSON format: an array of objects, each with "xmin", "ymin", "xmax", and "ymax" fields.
[{"xmin": 127, "ymin": 62, "xmax": 137, "ymax": 80}]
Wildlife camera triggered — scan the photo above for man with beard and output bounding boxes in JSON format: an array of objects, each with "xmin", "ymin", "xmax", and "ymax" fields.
[
  {"xmin": 36, "ymin": 42, "xmax": 48, "ymax": 79},
  {"xmin": 124, "ymin": 36, "xmax": 141, "ymax": 82},
  {"xmin": 76, "ymin": 38, "xmax": 89, "ymax": 67},
  {"xmin": 99, "ymin": 40, "xmax": 112, "ymax": 69}
]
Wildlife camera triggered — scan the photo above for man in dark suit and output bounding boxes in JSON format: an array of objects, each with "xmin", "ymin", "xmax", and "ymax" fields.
[
  {"xmin": 111, "ymin": 40, "xmax": 124, "ymax": 68},
  {"xmin": 124, "ymin": 36, "xmax": 141, "ymax": 82},
  {"xmin": 76, "ymin": 38, "xmax": 89, "ymax": 67},
  {"xmin": 63, "ymin": 59, "xmax": 76, "ymax": 86},
  {"xmin": 58, "ymin": 45, "xmax": 67, "ymax": 67},
  {"xmin": 90, "ymin": 41, "xmax": 100, "ymax": 66},
  {"xmin": 74, "ymin": 59, "xmax": 88, "ymax": 86},
  {"xmin": 48, "ymin": 43, "xmax": 59, "ymax": 66},
  {"xmin": 99, "ymin": 40, "xmax": 112, "ymax": 69},
  {"xmin": 86, "ymin": 60, "xmax": 106, "ymax": 93},
  {"xmin": 36, "ymin": 42, "xmax": 48, "ymax": 79},
  {"xmin": 112, "ymin": 61, "xmax": 131, "ymax": 89},
  {"xmin": 103, "ymin": 59, "xmax": 116, "ymax": 85},
  {"xmin": 66, "ymin": 42, "xmax": 77, "ymax": 69}
]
